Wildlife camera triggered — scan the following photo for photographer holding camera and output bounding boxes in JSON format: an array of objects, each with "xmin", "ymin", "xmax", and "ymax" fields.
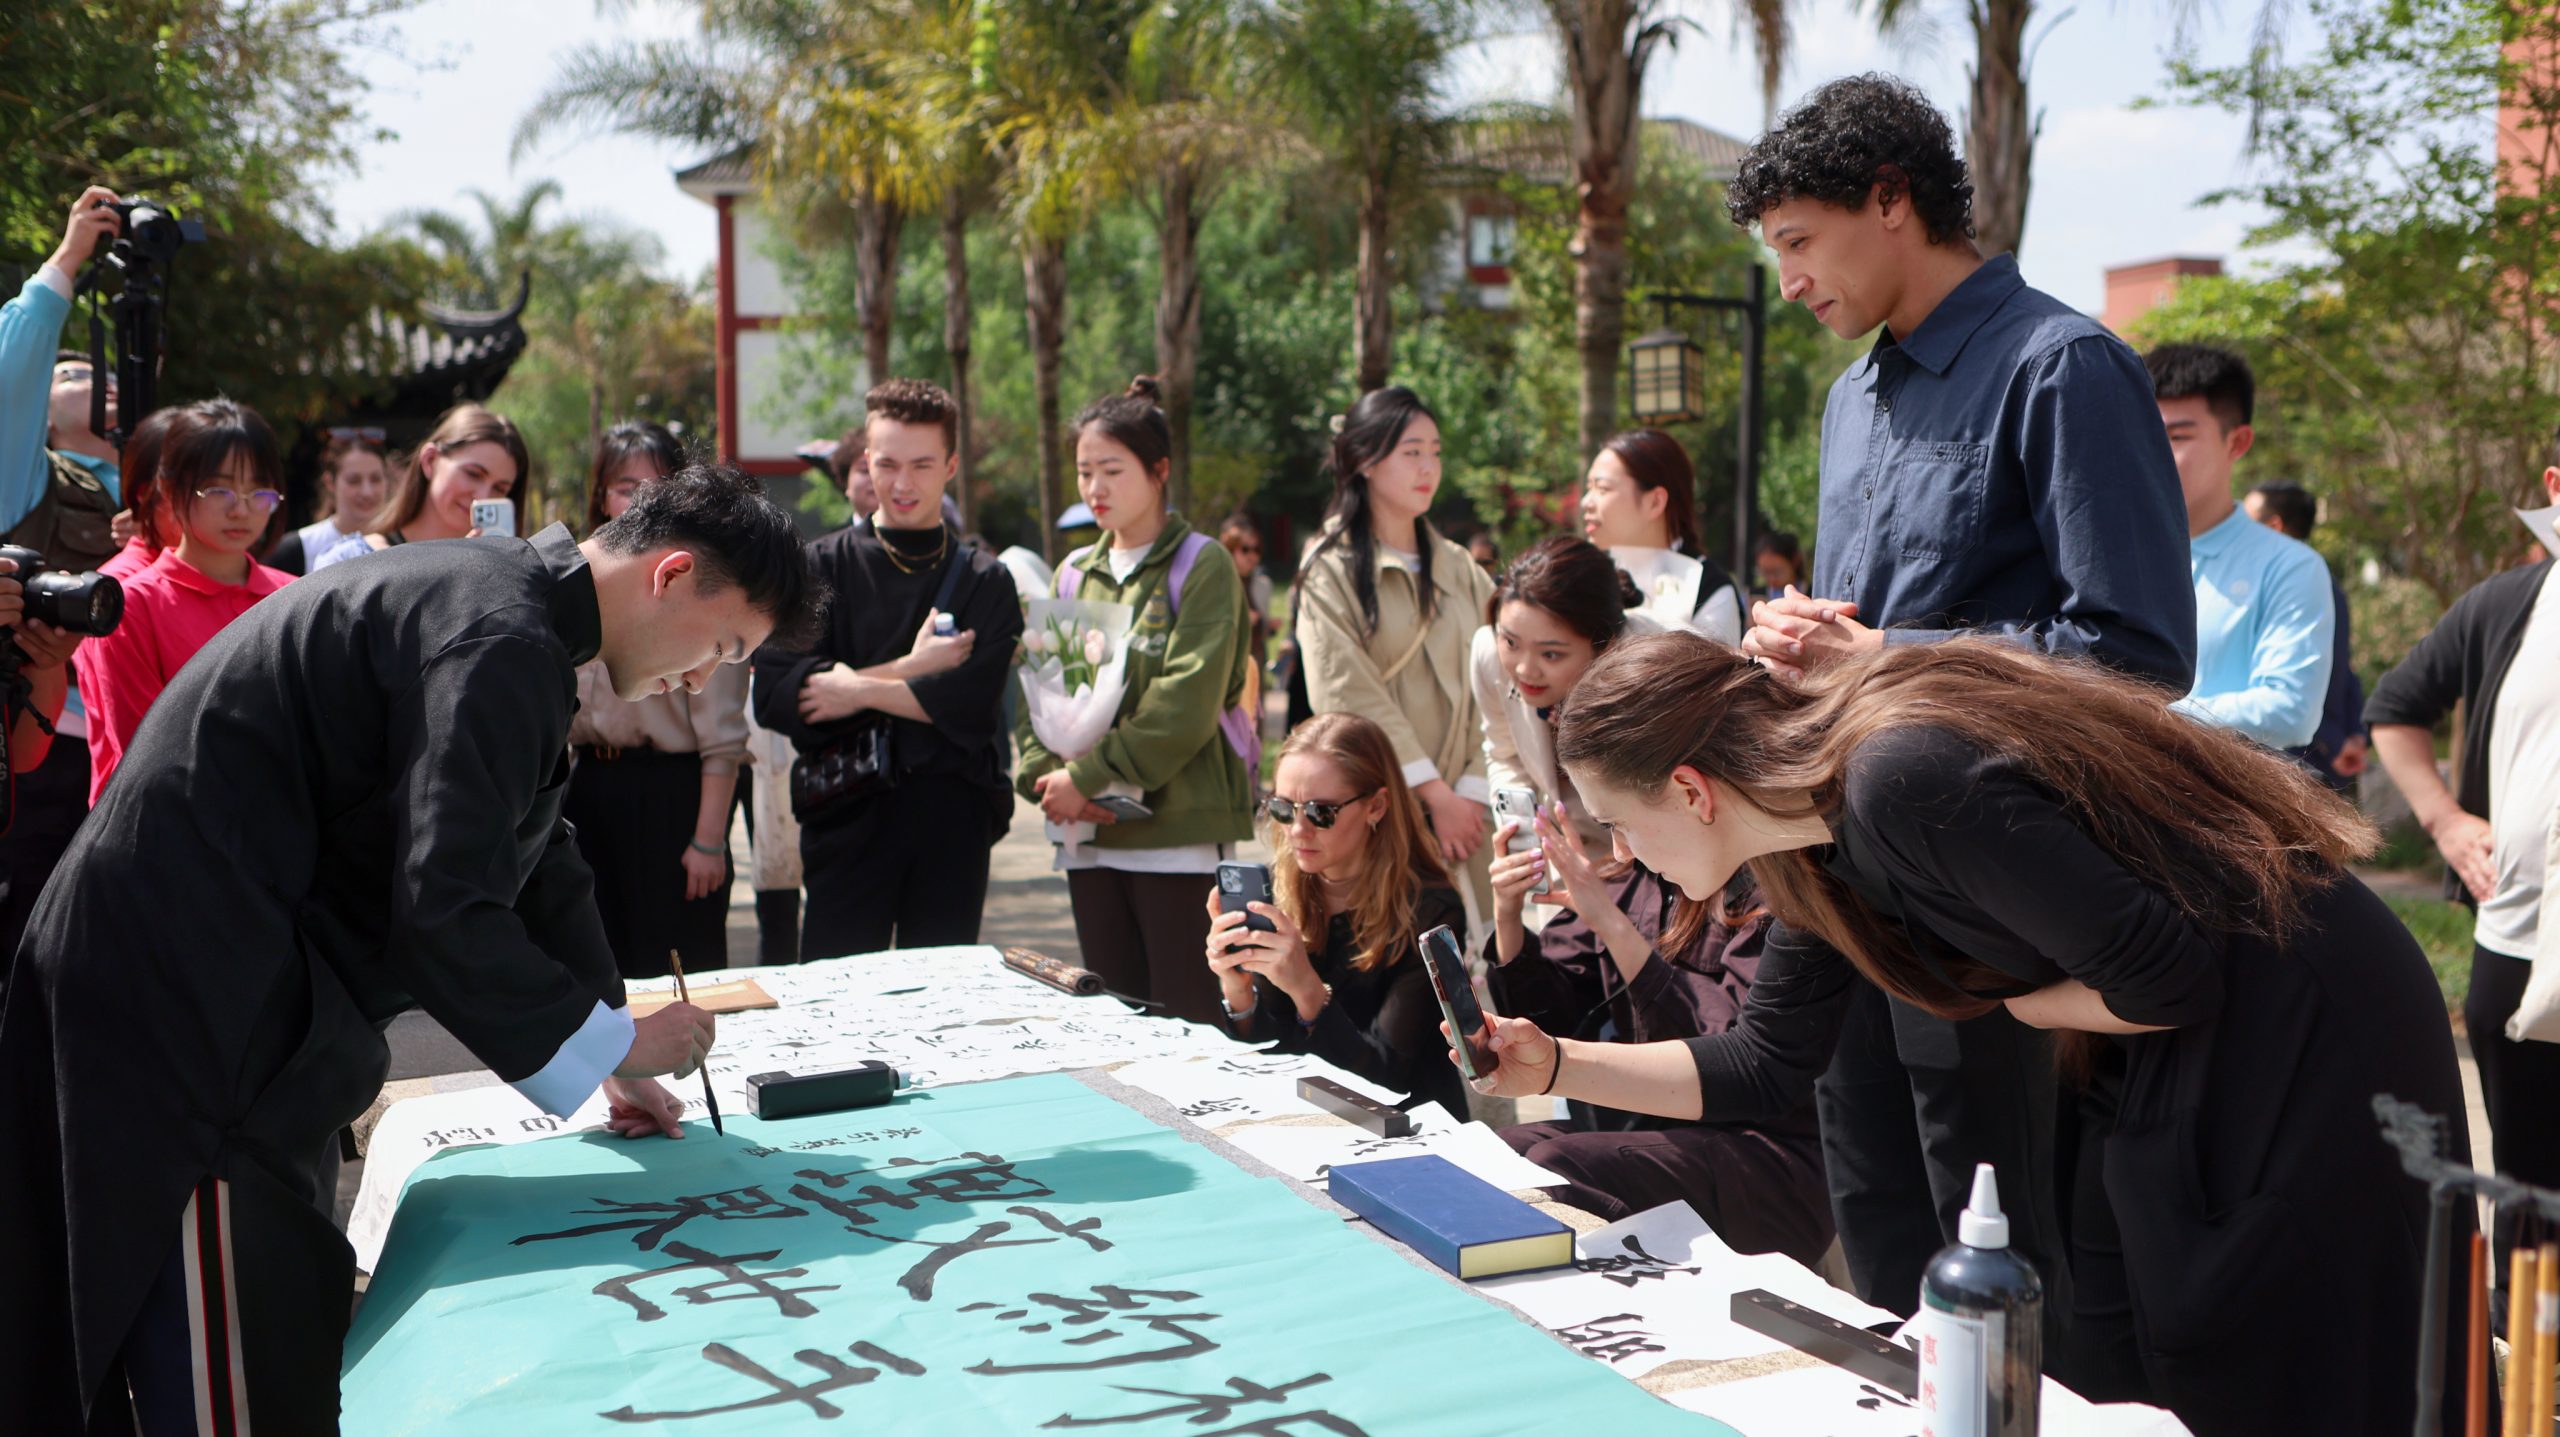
[{"xmin": 0, "ymin": 187, "xmax": 129, "ymax": 949}]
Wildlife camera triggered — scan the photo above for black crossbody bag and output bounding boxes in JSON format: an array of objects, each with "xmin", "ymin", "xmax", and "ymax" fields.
[{"xmin": 789, "ymin": 538, "xmax": 968, "ymax": 822}]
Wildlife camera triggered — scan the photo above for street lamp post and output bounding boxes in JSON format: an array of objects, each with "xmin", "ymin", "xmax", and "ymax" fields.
[{"xmin": 1628, "ymin": 265, "xmax": 1766, "ymax": 578}]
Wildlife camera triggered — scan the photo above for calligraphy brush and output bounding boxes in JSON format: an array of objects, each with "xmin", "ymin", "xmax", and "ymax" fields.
[{"xmin": 668, "ymin": 949, "xmax": 724, "ymax": 1137}]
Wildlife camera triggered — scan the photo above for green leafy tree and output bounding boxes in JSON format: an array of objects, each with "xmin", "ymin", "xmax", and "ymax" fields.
[
  {"xmin": 1255, "ymin": 0, "xmax": 1473, "ymax": 395},
  {"xmin": 1534, "ymin": 0, "xmax": 1794, "ymax": 460},
  {"xmin": 2, "ymin": 1, "xmax": 434, "ymax": 433},
  {"xmin": 2137, "ymin": 0, "xmax": 2560, "ymax": 615},
  {"xmin": 405, "ymin": 184, "xmax": 716, "ymax": 519}
]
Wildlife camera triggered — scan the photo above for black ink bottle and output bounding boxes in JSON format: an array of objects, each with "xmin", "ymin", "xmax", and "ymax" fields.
[{"xmin": 1916, "ymin": 1162, "xmax": 2041, "ymax": 1437}]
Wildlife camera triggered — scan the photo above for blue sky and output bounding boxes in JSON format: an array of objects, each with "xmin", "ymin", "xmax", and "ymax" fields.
[{"xmin": 330, "ymin": 0, "xmax": 2303, "ymax": 315}]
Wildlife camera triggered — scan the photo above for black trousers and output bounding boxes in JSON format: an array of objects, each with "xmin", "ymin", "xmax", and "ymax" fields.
[
  {"xmin": 1813, "ymin": 983, "xmax": 2070, "ymax": 1337},
  {"xmin": 797, "ymin": 776, "xmax": 992, "ymax": 961},
  {"xmin": 563, "ymin": 749, "xmax": 730, "ymax": 981},
  {"xmin": 1064, "ymin": 867, "xmax": 1222, "ymax": 1025},
  {"xmin": 0, "ymin": 729, "xmax": 89, "ymax": 959},
  {"xmin": 2467, "ymin": 946, "xmax": 2560, "ymax": 1263},
  {"xmin": 1502, "ymin": 1119, "xmax": 1835, "ymax": 1268}
]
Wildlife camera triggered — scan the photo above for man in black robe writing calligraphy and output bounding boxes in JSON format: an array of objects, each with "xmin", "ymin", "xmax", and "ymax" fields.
[{"xmin": 0, "ymin": 465, "xmax": 824, "ymax": 1434}]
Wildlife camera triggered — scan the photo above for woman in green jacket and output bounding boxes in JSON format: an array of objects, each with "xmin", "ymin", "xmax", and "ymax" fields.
[{"xmin": 1019, "ymin": 377, "xmax": 1256, "ymax": 1024}]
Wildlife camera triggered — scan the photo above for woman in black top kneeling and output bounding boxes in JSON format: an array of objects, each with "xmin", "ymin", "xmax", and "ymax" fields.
[
  {"xmin": 1203, "ymin": 712, "xmax": 1468, "ymax": 1119},
  {"xmin": 1487, "ymin": 828, "xmax": 1831, "ymax": 1266}
]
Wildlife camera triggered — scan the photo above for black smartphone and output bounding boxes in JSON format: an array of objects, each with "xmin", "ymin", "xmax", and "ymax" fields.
[
  {"xmin": 1419, "ymin": 924, "xmax": 1494, "ymax": 1081},
  {"xmin": 1090, "ymin": 794, "xmax": 1153, "ymax": 822},
  {"xmin": 1216, "ymin": 860, "xmax": 1276, "ymax": 934}
]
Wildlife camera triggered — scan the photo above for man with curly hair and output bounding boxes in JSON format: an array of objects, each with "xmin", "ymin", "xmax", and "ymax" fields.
[{"xmin": 1725, "ymin": 74, "xmax": 2195, "ymax": 1404}]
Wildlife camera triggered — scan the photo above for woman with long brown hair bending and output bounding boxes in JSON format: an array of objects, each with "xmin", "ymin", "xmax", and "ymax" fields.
[{"xmin": 1464, "ymin": 629, "xmax": 2472, "ymax": 1437}]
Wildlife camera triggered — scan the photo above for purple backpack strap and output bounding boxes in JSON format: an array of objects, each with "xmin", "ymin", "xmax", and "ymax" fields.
[
  {"xmin": 1162, "ymin": 531, "xmax": 1261, "ymax": 773},
  {"xmin": 1163, "ymin": 530, "xmax": 1214, "ymax": 617},
  {"xmin": 1055, "ymin": 545, "xmax": 1093, "ymax": 600}
]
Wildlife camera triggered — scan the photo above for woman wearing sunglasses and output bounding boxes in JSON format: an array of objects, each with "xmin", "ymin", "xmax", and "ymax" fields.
[
  {"xmin": 73, "ymin": 399, "xmax": 293, "ymax": 803},
  {"xmin": 1202, "ymin": 713, "xmax": 1469, "ymax": 1119}
]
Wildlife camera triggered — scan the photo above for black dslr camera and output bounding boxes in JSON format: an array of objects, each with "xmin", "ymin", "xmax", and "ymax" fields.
[
  {"xmin": 0, "ymin": 546, "xmax": 123, "ymax": 641},
  {"xmin": 0, "ymin": 545, "xmax": 121, "ymax": 827},
  {"xmin": 77, "ymin": 195, "xmax": 205, "ymax": 448}
]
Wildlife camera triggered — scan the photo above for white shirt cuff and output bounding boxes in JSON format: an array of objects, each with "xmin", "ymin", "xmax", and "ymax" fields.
[
  {"xmin": 33, "ymin": 264, "xmax": 73, "ymax": 301},
  {"xmin": 510, "ymin": 998, "xmax": 634, "ymax": 1117},
  {"xmin": 1452, "ymin": 773, "xmax": 1493, "ymax": 806},
  {"xmin": 1400, "ymin": 757, "xmax": 1441, "ymax": 789}
]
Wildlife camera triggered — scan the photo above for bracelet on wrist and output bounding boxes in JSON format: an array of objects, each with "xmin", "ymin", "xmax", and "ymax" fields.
[
  {"xmin": 1538, "ymin": 1038, "xmax": 1566, "ymax": 1096},
  {"xmin": 687, "ymin": 838, "xmax": 725, "ymax": 857}
]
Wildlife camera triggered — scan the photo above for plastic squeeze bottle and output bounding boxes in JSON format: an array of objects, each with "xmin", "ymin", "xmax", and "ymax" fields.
[{"xmin": 1916, "ymin": 1162, "xmax": 2043, "ymax": 1437}]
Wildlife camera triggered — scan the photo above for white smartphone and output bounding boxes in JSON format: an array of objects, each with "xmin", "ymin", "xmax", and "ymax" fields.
[
  {"xmin": 471, "ymin": 499, "xmax": 515, "ymax": 538},
  {"xmin": 1493, "ymin": 785, "xmax": 1549, "ymax": 895}
]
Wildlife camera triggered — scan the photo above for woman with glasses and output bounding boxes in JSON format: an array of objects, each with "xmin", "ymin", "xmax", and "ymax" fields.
[
  {"xmin": 1203, "ymin": 712, "xmax": 1468, "ymax": 1119},
  {"xmin": 562, "ymin": 422, "xmax": 747, "ymax": 980},
  {"xmin": 72, "ymin": 399, "xmax": 293, "ymax": 804}
]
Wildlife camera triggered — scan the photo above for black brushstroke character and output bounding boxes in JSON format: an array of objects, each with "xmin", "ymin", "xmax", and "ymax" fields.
[
  {"xmin": 960, "ymin": 1286, "xmax": 1221, "ymax": 1374},
  {"xmin": 789, "ymin": 1152, "xmax": 1054, "ymax": 1229},
  {"xmin": 1552, "ymin": 1313, "xmax": 1668, "ymax": 1366},
  {"xmin": 1042, "ymin": 1373, "xmax": 1339, "ymax": 1428},
  {"xmin": 513, "ymin": 1186, "xmax": 810, "ymax": 1251},
  {"xmin": 591, "ymin": 1241, "xmax": 839, "ymax": 1322},
  {"xmin": 1571, "ymin": 1236, "xmax": 1700, "ymax": 1288},
  {"xmin": 857, "ymin": 1207, "xmax": 1111, "ymax": 1301},
  {"xmin": 598, "ymin": 1341, "xmax": 924, "ymax": 1422}
]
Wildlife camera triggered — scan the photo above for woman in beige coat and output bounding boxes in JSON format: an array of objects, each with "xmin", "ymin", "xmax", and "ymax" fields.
[{"xmin": 1297, "ymin": 386, "xmax": 1495, "ymax": 916}]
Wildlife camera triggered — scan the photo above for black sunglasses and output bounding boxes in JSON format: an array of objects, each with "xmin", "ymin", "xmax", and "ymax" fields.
[{"xmin": 1260, "ymin": 791, "xmax": 1378, "ymax": 830}]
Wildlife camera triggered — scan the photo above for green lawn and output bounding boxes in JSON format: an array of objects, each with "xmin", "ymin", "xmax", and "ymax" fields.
[{"xmin": 2383, "ymin": 891, "xmax": 2473, "ymax": 1015}]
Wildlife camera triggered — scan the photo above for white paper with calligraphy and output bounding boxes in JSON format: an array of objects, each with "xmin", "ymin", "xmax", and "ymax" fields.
[
  {"xmin": 1219, "ymin": 1108, "xmax": 1565, "ymax": 1192},
  {"xmin": 1669, "ymin": 1363, "xmax": 2193, "ymax": 1437},
  {"xmin": 1475, "ymin": 1201, "xmax": 1898, "ymax": 1376},
  {"xmin": 1109, "ymin": 1050, "xmax": 1404, "ymax": 1128}
]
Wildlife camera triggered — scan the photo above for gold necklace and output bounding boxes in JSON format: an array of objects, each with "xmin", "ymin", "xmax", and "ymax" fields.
[{"xmin": 877, "ymin": 525, "xmax": 950, "ymax": 574}]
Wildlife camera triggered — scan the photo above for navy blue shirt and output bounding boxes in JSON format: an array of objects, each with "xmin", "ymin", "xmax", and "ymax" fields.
[
  {"xmin": 2295, "ymin": 576, "xmax": 2366, "ymax": 769},
  {"xmin": 1810, "ymin": 255, "xmax": 2197, "ymax": 691}
]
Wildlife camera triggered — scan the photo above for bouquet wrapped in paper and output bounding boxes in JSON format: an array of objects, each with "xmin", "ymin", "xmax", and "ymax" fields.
[
  {"xmin": 1018, "ymin": 597, "xmax": 1137, "ymax": 849},
  {"xmin": 1607, "ymin": 546, "xmax": 1706, "ymax": 631}
]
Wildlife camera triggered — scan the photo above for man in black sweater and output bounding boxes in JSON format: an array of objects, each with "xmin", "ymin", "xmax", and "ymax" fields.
[{"xmin": 754, "ymin": 379, "xmax": 1022, "ymax": 960}]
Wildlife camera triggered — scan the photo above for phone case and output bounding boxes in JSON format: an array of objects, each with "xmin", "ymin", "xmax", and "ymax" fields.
[
  {"xmin": 1419, "ymin": 925, "xmax": 1491, "ymax": 1081},
  {"xmin": 1216, "ymin": 862, "xmax": 1277, "ymax": 933}
]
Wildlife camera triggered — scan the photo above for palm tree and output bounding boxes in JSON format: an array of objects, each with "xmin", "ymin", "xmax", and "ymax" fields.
[
  {"xmin": 976, "ymin": 0, "xmax": 1149, "ymax": 557},
  {"xmin": 1863, "ymin": 0, "xmax": 2264, "ymax": 259},
  {"xmin": 404, "ymin": 180, "xmax": 563, "ymax": 309},
  {"xmin": 1257, "ymin": 0, "xmax": 1472, "ymax": 395},
  {"xmin": 1545, "ymin": 0, "xmax": 1792, "ymax": 460},
  {"xmin": 515, "ymin": 1, "xmax": 921, "ymax": 389},
  {"xmin": 1120, "ymin": 0, "xmax": 1298, "ymax": 510}
]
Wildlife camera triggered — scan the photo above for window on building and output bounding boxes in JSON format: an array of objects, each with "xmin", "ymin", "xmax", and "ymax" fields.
[{"xmin": 1467, "ymin": 213, "xmax": 1515, "ymax": 270}]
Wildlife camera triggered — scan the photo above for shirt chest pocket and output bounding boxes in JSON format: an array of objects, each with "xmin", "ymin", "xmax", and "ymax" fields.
[{"xmin": 1882, "ymin": 440, "xmax": 1991, "ymax": 560}]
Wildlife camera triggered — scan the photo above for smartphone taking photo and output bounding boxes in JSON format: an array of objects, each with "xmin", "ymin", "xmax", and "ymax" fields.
[
  {"xmin": 1493, "ymin": 786, "xmax": 1549, "ymax": 896},
  {"xmin": 470, "ymin": 499, "xmax": 515, "ymax": 538},
  {"xmin": 1419, "ymin": 924, "xmax": 1495, "ymax": 1082}
]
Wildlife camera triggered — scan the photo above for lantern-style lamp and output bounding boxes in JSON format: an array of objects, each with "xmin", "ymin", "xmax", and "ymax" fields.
[{"xmin": 1628, "ymin": 326, "xmax": 1706, "ymax": 425}]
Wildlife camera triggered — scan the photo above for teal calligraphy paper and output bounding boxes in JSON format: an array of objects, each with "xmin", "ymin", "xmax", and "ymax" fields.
[{"xmin": 344, "ymin": 1073, "xmax": 1734, "ymax": 1434}]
